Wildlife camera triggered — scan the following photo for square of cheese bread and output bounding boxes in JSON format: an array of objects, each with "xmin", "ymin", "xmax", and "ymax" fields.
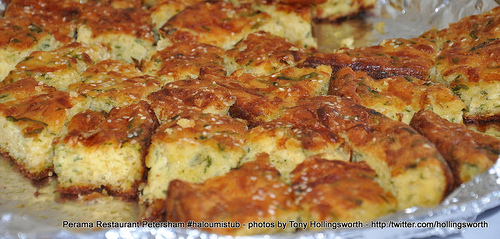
[
  {"xmin": 53, "ymin": 101, "xmax": 158, "ymax": 198},
  {"xmin": 146, "ymin": 78, "xmax": 236, "ymax": 122},
  {"xmin": 142, "ymin": 40, "xmax": 226, "ymax": 84},
  {"xmin": 410, "ymin": 110, "xmax": 500, "ymax": 188},
  {"xmin": 141, "ymin": 110, "xmax": 247, "ymax": 203},
  {"xmin": 433, "ymin": 39, "xmax": 500, "ymax": 123},
  {"xmin": 224, "ymin": 31, "xmax": 311, "ymax": 76},
  {"xmin": 68, "ymin": 59, "xmax": 161, "ymax": 113},
  {"xmin": 3, "ymin": 42, "xmax": 111, "ymax": 91},
  {"xmin": 76, "ymin": 1, "xmax": 155, "ymax": 63},
  {"xmin": 242, "ymin": 108, "xmax": 351, "ymax": 183},
  {"xmin": 294, "ymin": 96, "xmax": 454, "ymax": 210},
  {"xmin": 164, "ymin": 155, "xmax": 301, "ymax": 236},
  {"xmin": 330, "ymin": 67, "xmax": 466, "ymax": 124},
  {"xmin": 202, "ymin": 65, "xmax": 332, "ymax": 127},
  {"xmin": 290, "ymin": 157, "xmax": 397, "ymax": 224},
  {"xmin": 0, "ymin": 17, "xmax": 60, "ymax": 81},
  {"xmin": 423, "ymin": 7, "xmax": 500, "ymax": 123},
  {"xmin": 0, "ymin": 89, "xmax": 73, "ymax": 180}
]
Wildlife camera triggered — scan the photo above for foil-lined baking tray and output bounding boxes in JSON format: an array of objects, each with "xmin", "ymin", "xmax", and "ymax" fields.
[{"xmin": 1, "ymin": 0, "xmax": 500, "ymax": 238}]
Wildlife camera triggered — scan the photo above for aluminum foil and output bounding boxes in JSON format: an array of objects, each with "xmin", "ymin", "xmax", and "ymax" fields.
[{"xmin": 1, "ymin": 0, "xmax": 500, "ymax": 238}]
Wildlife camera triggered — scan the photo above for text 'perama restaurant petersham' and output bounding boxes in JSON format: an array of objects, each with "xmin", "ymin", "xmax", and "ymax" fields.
[{"xmin": 62, "ymin": 220, "xmax": 489, "ymax": 230}]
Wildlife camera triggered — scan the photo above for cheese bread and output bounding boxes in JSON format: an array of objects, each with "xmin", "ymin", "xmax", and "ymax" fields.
[{"xmin": 410, "ymin": 110, "xmax": 500, "ymax": 187}]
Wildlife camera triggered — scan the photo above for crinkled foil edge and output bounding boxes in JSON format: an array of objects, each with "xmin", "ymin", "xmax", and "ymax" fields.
[
  {"xmin": 2, "ymin": 158, "xmax": 499, "ymax": 239},
  {"xmin": 1, "ymin": 0, "xmax": 500, "ymax": 238}
]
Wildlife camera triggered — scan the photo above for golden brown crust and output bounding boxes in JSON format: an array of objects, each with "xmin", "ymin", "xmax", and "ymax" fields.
[
  {"xmin": 78, "ymin": 1, "xmax": 154, "ymax": 41},
  {"xmin": 279, "ymin": 0, "xmax": 327, "ymax": 4},
  {"xmin": 301, "ymin": 37, "xmax": 438, "ymax": 80},
  {"xmin": 0, "ymin": 17, "xmax": 53, "ymax": 50},
  {"xmin": 160, "ymin": 1, "xmax": 272, "ymax": 48},
  {"xmin": 0, "ymin": 77, "xmax": 56, "ymax": 104},
  {"xmin": 258, "ymin": 118, "xmax": 342, "ymax": 152},
  {"xmin": 291, "ymin": 96, "xmax": 455, "ymax": 208},
  {"xmin": 153, "ymin": 110, "xmax": 246, "ymax": 150},
  {"xmin": 410, "ymin": 110, "xmax": 500, "ymax": 187},
  {"xmin": 434, "ymin": 38, "xmax": 500, "ymax": 122},
  {"xmin": 310, "ymin": 96, "xmax": 446, "ymax": 175},
  {"xmin": 290, "ymin": 157, "xmax": 397, "ymax": 222},
  {"xmin": 201, "ymin": 65, "xmax": 331, "ymax": 127},
  {"xmin": 68, "ymin": 60, "xmax": 161, "ymax": 111},
  {"xmin": 225, "ymin": 31, "xmax": 311, "ymax": 75},
  {"xmin": 433, "ymin": 6, "xmax": 500, "ymax": 50},
  {"xmin": 64, "ymin": 101, "xmax": 158, "ymax": 148},
  {"xmin": 165, "ymin": 155, "xmax": 300, "ymax": 235},
  {"xmin": 0, "ymin": 91, "xmax": 73, "ymax": 136},
  {"xmin": 147, "ymin": 78, "xmax": 235, "ymax": 121},
  {"xmin": 3, "ymin": 42, "xmax": 108, "ymax": 91},
  {"xmin": 142, "ymin": 40, "xmax": 225, "ymax": 83},
  {"xmin": 54, "ymin": 101, "xmax": 158, "ymax": 198},
  {"xmin": 437, "ymin": 39, "xmax": 500, "ymax": 85},
  {"xmin": 5, "ymin": 0, "xmax": 80, "ymax": 44},
  {"xmin": 329, "ymin": 67, "xmax": 465, "ymax": 124}
]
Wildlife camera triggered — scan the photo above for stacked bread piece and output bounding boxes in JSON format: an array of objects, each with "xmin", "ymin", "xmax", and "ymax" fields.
[{"xmin": 0, "ymin": 0, "xmax": 499, "ymax": 236}]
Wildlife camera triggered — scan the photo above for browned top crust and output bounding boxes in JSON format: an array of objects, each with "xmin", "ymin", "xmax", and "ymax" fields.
[
  {"xmin": 142, "ymin": 40, "xmax": 225, "ymax": 81},
  {"xmin": 437, "ymin": 38, "xmax": 500, "ymax": 85},
  {"xmin": 329, "ymin": 66, "xmax": 465, "ymax": 124},
  {"xmin": 265, "ymin": 101, "xmax": 345, "ymax": 151},
  {"xmin": 78, "ymin": 1, "xmax": 154, "ymax": 41},
  {"xmin": 225, "ymin": 31, "xmax": 311, "ymax": 74},
  {"xmin": 160, "ymin": 1, "xmax": 272, "ymax": 47},
  {"xmin": 294, "ymin": 96, "xmax": 453, "ymax": 182},
  {"xmin": 165, "ymin": 155, "xmax": 299, "ymax": 235},
  {"xmin": 410, "ymin": 110, "xmax": 500, "ymax": 186},
  {"xmin": 147, "ymin": 78, "xmax": 235, "ymax": 121},
  {"xmin": 257, "ymin": 0, "xmax": 313, "ymax": 21},
  {"xmin": 5, "ymin": 0, "xmax": 80, "ymax": 44},
  {"xmin": 100, "ymin": 0, "xmax": 144, "ymax": 9},
  {"xmin": 4, "ymin": 42, "xmax": 99, "ymax": 82},
  {"xmin": 63, "ymin": 101, "xmax": 158, "ymax": 148},
  {"xmin": 300, "ymin": 37, "xmax": 438, "ymax": 80},
  {"xmin": 257, "ymin": 118, "xmax": 341, "ymax": 152},
  {"xmin": 434, "ymin": 38, "xmax": 500, "ymax": 123},
  {"xmin": 153, "ymin": 110, "xmax": 247, "ymax": 151},
  {"xmin": 432, "ymin": 6, "xmax": 500, "ymax": 50},
  {"xmin": 279, "ymin": 0, "xmax": 327, "ymax": 4},
  {"xmin": 290, "ymin": 158, "xmax": 396, "ymax": 221},
  {"xmin": 68, "ymin": 60, "xmax": 161, "ymax": 109},
  {"xmin": 0, "ymin": 17, "xmax": 52, "ymax": 50},
  {"xmin": 201, "ymin": 65, "xmax": 330, "ymax": 127},
  {"xmin": 0, "ymin": 90, "xmax": 73, "ymax": 136},
  {"xmin": 0, "ymin": 77, "xmax": 56, "ymax": 103}
]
